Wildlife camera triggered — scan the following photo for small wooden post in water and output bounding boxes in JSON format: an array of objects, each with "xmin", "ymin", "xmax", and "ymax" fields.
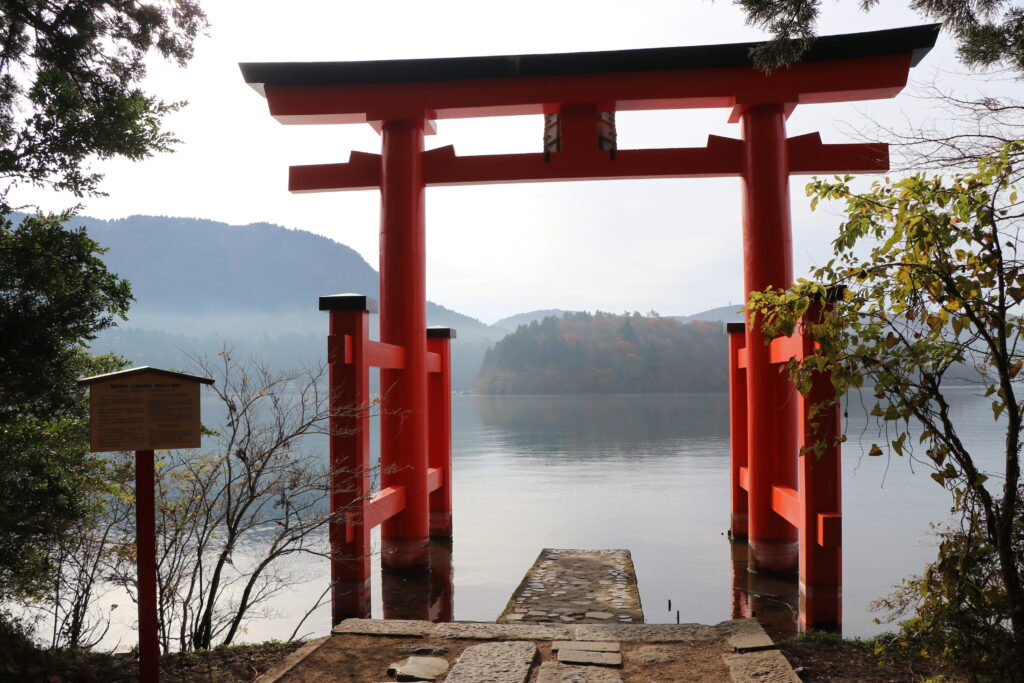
[{"xmin": 78, "ymin": 367, "xmax": 213, "ymax": 683}]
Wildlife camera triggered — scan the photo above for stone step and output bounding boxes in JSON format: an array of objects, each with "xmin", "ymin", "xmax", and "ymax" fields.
[
  {"xmin": 444, "ymin": 641, "xmax": 538, "ymax": 683},
  {"xmin": 557, "ymin": 649, "xmax": 623, "ymax": 667},
  {"xmin": 536, "ymin": 662, "xmax": 624, "ymax": 682},
  {"xmin": 497, "ymin": 549, "xmax": 644, "ymax": 625},
  {"xmin": 551, "ymin": 641, "xmax": 621, "ymax": 653}
]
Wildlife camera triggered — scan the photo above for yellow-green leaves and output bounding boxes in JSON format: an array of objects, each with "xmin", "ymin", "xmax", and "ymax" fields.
[{"xmin": 754, "ymin": 142, "xmax": 1023, "ymax": 523}]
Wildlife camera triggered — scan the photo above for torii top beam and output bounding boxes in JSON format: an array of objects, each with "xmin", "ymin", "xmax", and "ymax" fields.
[
  {"xmin": 238, "ymin": 25, "xmax": 938, "ymax": 191},
  {"xmin": 241, "ymin": 25, "xmax": 937, "ymax": 124}
]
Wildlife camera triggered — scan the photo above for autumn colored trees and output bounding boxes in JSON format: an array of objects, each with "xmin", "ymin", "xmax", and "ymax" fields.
[{"xmin": 477, "ymin": 312, "xmax": 727, "ymax": 394}]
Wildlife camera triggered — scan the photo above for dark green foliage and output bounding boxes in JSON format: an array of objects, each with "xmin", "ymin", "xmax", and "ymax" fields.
[
  {"xmin": 0, "ymin": 212, "xmax": 131, "ymax": 598},
  {"xmin": 0, "ymin": 612, "xmax": 300, "ymax": 682},
  {"xmin": 1, "ymin": 213, "xmax": 131, "ymax": 418},
  {"xmin": 0, "ymin": 608, "xmax": 135, "ymax": 681},
  {"xmin": 737, "ymin": 1, "xmax": 1024, "ymax": 73},
  {"xmin": 0, "ymin": 352, "xmax": 130, "ymax": 599},
  {"xmin": 0, "ymin": 0, "xmax": 206, "ymax": 209},
  {"xmin": 477, "ymin": 312, "xmax": 727, "ymax": 394}
]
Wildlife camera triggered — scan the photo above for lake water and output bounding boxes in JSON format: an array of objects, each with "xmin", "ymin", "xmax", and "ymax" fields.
[
  {"xmin": 93, "ymin": 387, "xmax": 1004, "ymax": 648},
  {"xmin": 225, "ymin": 387, "xmax": 1003, "ymax": 644}
]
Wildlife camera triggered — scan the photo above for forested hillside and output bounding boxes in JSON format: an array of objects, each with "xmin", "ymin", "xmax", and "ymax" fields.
[{"xmin": 477, "ymin": 312, "xmax": 727, "ymax": 394}]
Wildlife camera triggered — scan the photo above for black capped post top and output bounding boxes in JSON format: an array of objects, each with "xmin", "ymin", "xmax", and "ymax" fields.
[
  {"xmin": 77, "ymin": 366, "xmax": 214, "ymax": 386},
  {"xmin": 427, "ymin": 326, "xmax": 457, "ymax": 339},
  {"xmin": 240, "ymin": 24, "xmax": 939, "ymax": 95},
  {"xmin": 726, "ymin": 321, "xmax": 746, "ymax": 334},
  {"xmin": 318, "ymin": 293, "xmax": 379, "ymax": 313}
]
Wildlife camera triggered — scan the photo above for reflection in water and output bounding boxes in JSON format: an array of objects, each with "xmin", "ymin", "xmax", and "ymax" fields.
[
  {"xmin": 381, "ymin": 540, "xmax": 454, "ymax": 622},
  {"xmin": 474, "ymin": 394, "xmax": 730, "ymax": 457},
  {"xmin": 429, "ymin": 539, "xmax": 455, "ymax": 622},
  {"xmin": 190, "ymin": 388, "xmax": 1002, "ymax": 644},
  {"xmin": 730, "ymin": 540, "xmax": 799, "ymax": 641}
]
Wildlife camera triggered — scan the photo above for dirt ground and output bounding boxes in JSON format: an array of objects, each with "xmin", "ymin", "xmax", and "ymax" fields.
[
  {"xmin": 778, "ymin": 636, "xmax": 964, "ymax": 682},
  {"xmin": 278, "ymin": 633, "xmax": 732, "ymax": 682}
]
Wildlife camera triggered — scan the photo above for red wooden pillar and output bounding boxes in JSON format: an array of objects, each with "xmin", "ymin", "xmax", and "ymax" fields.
[
  {"xmin": 322, "ymin": 294, "xmax": 374, "ymax": 622},
  {"xmin": 427, "ymin": 327, "xmax": 455, "ymax": 538},
  {"xmin": 135, "ymin": 449, "xmax": 159, "ymax": 683},
  {"xmin": 379, "ymin": 119, "xmax": 431, "ymax": 571},
  {"xmin": 740, "ymin": 103, "xmax": 799, "ymax": 573},
  {"xmin": 798, "ymin": 303, "xmax": 843, "ymax": 631},
  {"xmin": 727, "ymin": 322, "xmax": 749, "ymax": 539}
]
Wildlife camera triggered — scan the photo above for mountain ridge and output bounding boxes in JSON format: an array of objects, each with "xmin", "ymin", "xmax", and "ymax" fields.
[{"xmin": 23, "ymin": 212, "xmax": 737, "ymax": 389}]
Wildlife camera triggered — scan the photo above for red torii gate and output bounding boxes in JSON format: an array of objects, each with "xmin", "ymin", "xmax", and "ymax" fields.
[{"xmin": 241, "ymin": 24, "xmax": 937, "ymax": 630}]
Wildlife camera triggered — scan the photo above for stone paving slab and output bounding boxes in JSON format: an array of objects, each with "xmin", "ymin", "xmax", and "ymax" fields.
[
  {"xmin": 557, "ymin": 649, "xmax": 623, "ymax": 667},
  {"xmin": 498, "ymin": 549, "xmax": 644, "ymax": 625},
  {"xmin": 717, "ymin": 618, "xmax": 776, "ymax": 652},
  {"xmin": 434, "ymin": 621, "xmax": 574, "ymax": 641},
  {"xmin": 444, "ymin": 641, "xmax": 538, "ymax": 683},
  {"xmin": 551, "ymin": 641, "xmax": 621, "ymax": 653},
  {"xmin": 571, "ymin": 623, "xmax": 718, "ymax": 642},
  {"xmin": 536, "ymin": 661, "xmax": 624, "ymax": 682},
  {"xmin": 330, "ymin": 618, "xmax": 738, "ymax": 644},
  {"xmin": 332, "ymin": 618, "xmax": 434, "ymax": 637},
  {"xmin": 723, "ymin": 650, "xmax": 801, "ymax": 682}
]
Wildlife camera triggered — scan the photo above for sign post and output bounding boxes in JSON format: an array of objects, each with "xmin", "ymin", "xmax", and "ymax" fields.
[{"xmin": 78, "ymin": 367, "xmax": 213, "ymax": 683}]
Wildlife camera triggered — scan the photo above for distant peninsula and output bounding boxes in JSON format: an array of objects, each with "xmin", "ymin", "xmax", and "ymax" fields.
[{"xmin": 476, "ymin": 312, "xmax": 727, "ymax": 394}]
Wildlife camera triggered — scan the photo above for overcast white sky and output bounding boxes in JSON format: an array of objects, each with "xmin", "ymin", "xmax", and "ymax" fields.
[{"xmin": 11, "ymin": 1, "xmax": 986, "ymax": 324}]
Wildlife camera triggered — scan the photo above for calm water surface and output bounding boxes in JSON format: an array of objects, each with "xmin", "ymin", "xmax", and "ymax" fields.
[
  {"xmin": 444, "ymin": 390, "xmax": 998, "ymax": 637},
  {"xmin": 102, "ymin": 388, "xmax": 1006, "ymax": 646}
]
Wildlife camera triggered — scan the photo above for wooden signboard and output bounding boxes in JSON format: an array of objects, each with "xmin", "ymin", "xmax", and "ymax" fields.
[
  {"xmin": 78, "ymin": 367, "xmax": 214, "ymax": 452},
  {"xmin": 78, "ymin": 366, "xmax": 213, "ymax": 683}
]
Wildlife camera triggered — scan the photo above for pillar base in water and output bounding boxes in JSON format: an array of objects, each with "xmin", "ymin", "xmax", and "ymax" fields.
[
  {"xmin": 800, "ymin": 581, "xmax": 842, "ymax": 633},
  {"xmin": 429, "ymin": 511, "xmax": 452, "ymax": 538},
  {"xmin": 331, "ymin": 577, "xmax": 371, "ymax": 624},
  {"xmin": 382, "ymin": 536, "xmax": 430, "ymax": 571},
  {"xmin": 730, "ymin": 512, "xmax": 749, "ymax": 539},
  {"xmin": 748, "ymin": 540, "xmax": 798, "ymax": 576}
]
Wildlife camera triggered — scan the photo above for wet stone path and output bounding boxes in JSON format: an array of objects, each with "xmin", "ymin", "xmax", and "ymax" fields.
[{"xmin": 497, "ymin": 549, "xmax": 644, "ymax": 625}]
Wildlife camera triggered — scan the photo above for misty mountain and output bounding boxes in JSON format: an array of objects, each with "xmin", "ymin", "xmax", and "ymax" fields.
[
  {"xmin": 70, "ymin": 215, "xmax": 378, "ymax": 314},
  {"xmin": 56, "ymin": 214, "xmax": 503, "ymax": 389},
  {"xmin": 673, "ymin": 305, "xmax": 745, "ymax": 325},
  {"xmin": 34, "ymin": 213, "xmax": 744, "ymax": 389}
]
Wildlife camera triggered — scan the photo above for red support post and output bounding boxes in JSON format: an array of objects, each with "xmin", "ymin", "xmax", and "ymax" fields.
[
  {"xmin": 379, "ymin": 118, "xmax": 431, "ymax": 571},
  {"xmin": 798, "ymin": 303, "xmax": 843, "ymax": 631},
  {"xmin": 135, "ymin": 449, "xmax": 159, "ymax": 683},
  {"xmin": 427, "ymin": 327, "xmax": 455, "ymax": 538},
  {"xmin": 727, "ymin": 322, "xmax": 749, "ymax": 539},
  {"xmin": 740, "ymin": 102, "xmax": 799, "ymax": 574},
  {"xmin": 321, "ymin": 294, "xmax": 375, "ymax": 622}
]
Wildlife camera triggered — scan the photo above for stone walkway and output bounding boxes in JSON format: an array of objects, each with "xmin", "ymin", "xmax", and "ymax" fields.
[
  {"xmin": 498, "ymin": 549, "xmax": 644, "ymax": 625},
  {"xmin": 257, "ymin": 618, "xmax": 800, "ymax": 682},
  {"xmin": 254, "ymin": 548, "xmax": 799, "ymax": 681}
]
